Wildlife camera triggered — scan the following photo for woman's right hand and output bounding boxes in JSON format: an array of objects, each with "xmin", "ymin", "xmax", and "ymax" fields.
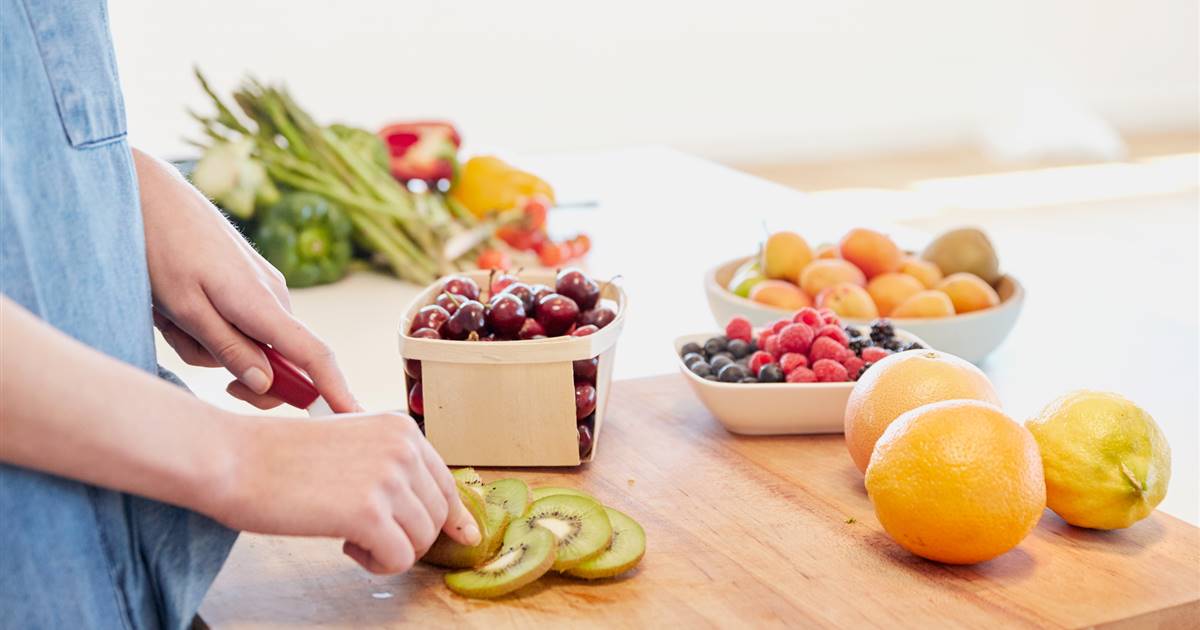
[{"xmin": 212, "ymin": 411, "xmax": 480, "ymax": 574}]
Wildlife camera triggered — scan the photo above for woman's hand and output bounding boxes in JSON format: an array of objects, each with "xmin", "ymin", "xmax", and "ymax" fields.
[
  {"xmin": 216, "ymin": 412, "xmax": 481, "ymax": 573},
  {"xmin": 133, "ymin": 148, "xmax": 355, "ymax": 411}
]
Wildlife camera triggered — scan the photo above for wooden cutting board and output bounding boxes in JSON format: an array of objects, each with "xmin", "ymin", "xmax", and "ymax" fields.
[{"xmin": 200, "ymin": 375, "xmax": 1200, "ymax": 628}]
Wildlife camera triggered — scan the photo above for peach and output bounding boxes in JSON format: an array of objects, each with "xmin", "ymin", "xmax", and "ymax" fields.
[
  {"xmin": 866, "ymin": 273, "xmax": 925, "ymax": 316},
  {"xmin": 799, "ymin": 259, "xmax": 866, "ymax": 296},
  {"xmin": 839, "ymin": 228, "xmax": 903, "ymax": 279},
  {"xmin": 899, "ymin": 256, "xmax": 943, "ymax": 289},
  {"xmin": 937, "ymin": 272, "xmax": 1000, "ymax": 314},
  {"xmin": 815, "ymin": 243, "xmax": 841, "ymax": 259},
  {"xmin": 761, "ymin": 231, "xmax": 813, "ymax": 281},
  {"xmin": 816, "ymin": 282, "xmax": 879, "ymax": 319},
  {"xmin": 891, "ymin": 290, "xmax": 956, "ymax": 319},
  {"xmin": 750, "ymin": 280, "xmax": 813, "ymax": 310}
]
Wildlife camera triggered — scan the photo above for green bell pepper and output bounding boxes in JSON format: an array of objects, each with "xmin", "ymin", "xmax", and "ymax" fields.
[{"xmin": 254, "ymin": 192, "xmax": 353, "ymax": 288}]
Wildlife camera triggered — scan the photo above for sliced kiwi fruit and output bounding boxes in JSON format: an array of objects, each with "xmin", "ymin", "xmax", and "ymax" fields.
[
  {"xmin": 444, "ymin": 527, "xmax": 557, "ymax": 599},
  {"xmin": 504, "ymin": 495, "xmax": 612, "ymax": 571},
  {"xmin": 565, "ymin": 507, "xmax": 645, "ymax": 579},
  {"xmin": 484, "ymin": 478, "xmax": 532, "ymax": 518},
  {"xmin": 422, "ymin": 480, "xmax": 508, "ymax": 568},
  {"xmin": 452, "ymin": 467, "xmax": 484, "ymax": 490},
  {"xmin": 530, "ymin": 486, "xmax": 597, "ymax": 502}
]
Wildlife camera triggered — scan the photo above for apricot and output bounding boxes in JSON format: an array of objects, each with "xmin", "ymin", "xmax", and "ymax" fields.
[
  {"xmin": 866, "ymin": 273, "xmax": 925, "ymax": 317},
  {"xmin": 899, "ymin": 256, "xmax": 943, "ymax": 289},
  {"xmin": 839, "ymin": 228, "xmax": 903, "ymax": 279},
  {"xmin": 891, "ymin": 290, "xmax": 955, "ymax": 319},
  {"xmin": 750, "ymin": 280, "xmax": 813, "ymax": 310},
  {"xmin": 799, "ymin": 259, "xmax": 866, "ymax": 296},
  {"xmin": 815, "ymin": 243, "xmax": 840, "ymax": 259},
  {"xmin": 816, "ymin": 282, "xmax": 879, "ymax": 319},
  {"xmin": 761, "ymin": 231, "xmax": 813, "ymax": 281},
  {"xmin": 937, "ymin": 272, "xmax": 1000, "ymax": 314}
]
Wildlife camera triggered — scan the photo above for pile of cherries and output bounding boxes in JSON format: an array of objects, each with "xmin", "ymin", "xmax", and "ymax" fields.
[{"xmin": 404, "ymin": 268, "xmax": 617, "ymax": 458}]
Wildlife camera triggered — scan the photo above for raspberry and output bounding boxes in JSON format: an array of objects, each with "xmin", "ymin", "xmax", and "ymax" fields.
[
  {"xmin": 725, "ymin": 316, "xmax": 753, "ymax": 342},
  {"xmin": 814, "ymin": 324, "xmax": 849, "ymax": 347},
  {"xmin": 786, "ymin": 366, "xmax": 817, "ymax": 383},
  {"xmin": 843, "ymin": 356, "xmax": 865, "ymax": 380},
  {"xmin": 778, "ymin": 323, "xmax": 815, "ymax": 354},
  {"xmin": 818, "ymin": 308, "xmax": 840, "ymax": 326},
  {"xmin": 809, "ymin": 336, "xmax": 849, "ymax": 363},
  {"xmin": 748, "ymin": 351, "xmax": 775, "ymax": 376},
  {"xmin": 861, "ymin": 346, "xmax": 892, "ymax": 363},
  {"xmin": 762, "ymin": 334, "xmax": 783, "ymax": 358},
  {"xmin": 779, "ymin": 352, "xmax": 808, "ymax": 374},
  {"xmin": 813, "ymin": 358, "xmax": 849, "ymax": 382},
  {"xmin": 771, "ymin": 318, "xmax": 791, "ymax": 334},
  {"xmin": 756, "ymin": 328, "xmax": 774, "ymax": 349},
  {"xmin": 793, "ymin": 307, "xmax": 823, "ymax": 328}
]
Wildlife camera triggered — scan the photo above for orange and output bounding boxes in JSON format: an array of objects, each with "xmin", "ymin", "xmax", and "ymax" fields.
[
  {"xmin": 865, "ymin": 400, "xmax": 1045, "ymax": 564},
  {"xmin": 839, "ymin": 228, "xmax": 903, "ymax": 279},
  {"xmin": 844, "ymin": 350, "xmax": 999, "ymax": 473}
]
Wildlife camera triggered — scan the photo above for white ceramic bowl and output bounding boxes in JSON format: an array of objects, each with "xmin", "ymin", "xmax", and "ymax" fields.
[
  {"xmin": 705, "ymin": 256, "xmax": 1024, "ymax": 364},
  {"xmin": 675, "ymin": 328, "xmax": 925, "ymax": 435}
]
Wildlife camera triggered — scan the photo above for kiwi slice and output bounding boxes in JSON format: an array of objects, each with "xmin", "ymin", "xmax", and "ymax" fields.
[
  {"xmin": 422, "ymin": 480, "xmax": 508, "ymax": 568},
  {"xmin": 444, "ymin": 527, "xmax": 557, "ymax": 599},
  {"xmin": 485, "ymin": 478, "xmax": 532, "ymax": 518},
  {"xmin": 565, "ymin": 507, "xmax": 645, "ymax": 579},
  {"xmin": 452, "ymin": 467, "xmax": 483, "ymax": 490},
  {"xmin": 504, "ymin": 495, "xmax": 612, "ymax": 571},
  {"xmin": 530, "ymin": 486, "xmax": 597, "ymax": 502}
]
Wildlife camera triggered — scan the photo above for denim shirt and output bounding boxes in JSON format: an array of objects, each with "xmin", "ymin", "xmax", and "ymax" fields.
[{"xmin": 1, "ymin": 1, "xmax": 235, "ymax": 628}]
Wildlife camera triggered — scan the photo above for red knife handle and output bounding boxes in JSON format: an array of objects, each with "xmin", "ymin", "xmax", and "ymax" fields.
[{"xmin": 254, "ymin": 341, "xmax": 320, "ymax": 410}]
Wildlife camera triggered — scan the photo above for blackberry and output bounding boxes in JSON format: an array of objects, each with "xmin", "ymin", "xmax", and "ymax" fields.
[
  {"xmin": 869, "ymin": 319, "xmax": 895, "ymax": 343},
  {"xmin": 857, "ymin": 362, "xmax": 874, "ymax": 380},
  {"xmin": 845, "ymin": 326, "xmax": 863, "ymax": 339},
  {"xmin": 883, "ymin": 339, "xmax": 905, "ymax": 352},
  {"xmin": 849, "ymin": 338, "xmax": 872, "ymax": 355},
  {"xmin": 901, "ymin": 341, "xmax": 924, "ymax": 352}
]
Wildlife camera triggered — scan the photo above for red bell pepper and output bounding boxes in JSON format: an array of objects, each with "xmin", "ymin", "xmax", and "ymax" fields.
[{"xmin": 378, "ymin": 121, "xmax": 461, "ymax": 183}]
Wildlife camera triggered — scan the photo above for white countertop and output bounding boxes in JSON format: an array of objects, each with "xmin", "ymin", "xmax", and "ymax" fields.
[{"xmin": 158, "ymin": 146, "xmax": 1199, "ymax": 525}]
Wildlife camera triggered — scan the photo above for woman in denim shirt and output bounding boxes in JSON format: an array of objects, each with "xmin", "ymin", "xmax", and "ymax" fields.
[{"xmin": 0, "ymin": 2, "xmax": 479, "ymax": 628}]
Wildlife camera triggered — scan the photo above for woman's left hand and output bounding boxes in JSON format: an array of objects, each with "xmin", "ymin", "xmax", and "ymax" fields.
[{"xmin": 134, "ymin": 148, "xmax": 359, "ymax": 413}]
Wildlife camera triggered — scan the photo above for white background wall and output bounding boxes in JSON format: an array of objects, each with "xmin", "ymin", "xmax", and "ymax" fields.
[{"xmin": 111, "ymin": 1, "xmax": 1198, "ymax": 162}]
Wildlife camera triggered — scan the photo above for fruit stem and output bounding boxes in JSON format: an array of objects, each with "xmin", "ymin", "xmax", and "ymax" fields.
[{"xmin": 1120, "ymin": 463, "xmax": 1148, "ymax": 496}]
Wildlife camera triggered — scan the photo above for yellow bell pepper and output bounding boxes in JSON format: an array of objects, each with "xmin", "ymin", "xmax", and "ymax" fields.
[{"xmin": 450, "ymin": 156, "xmax": 555, "ymax": 218}]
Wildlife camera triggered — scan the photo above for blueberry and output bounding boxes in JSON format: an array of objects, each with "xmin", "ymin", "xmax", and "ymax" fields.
[
  {"xmin": 740, "ymin": 376, "xmax": 759, "ymax": 383},
  {"xmin": 703, "ymin": 336, "xmax": 728, "ymax": 356},
  {"xmin": 710, "ymin": 355, "xmax": 734, "ymax": 373},
  {"xmin": 682, "ymin": 352, "xmax": 705, "ymax": 367},
  {"xmin": 747, "ymin": 340, "xmax": 759, "ymax": 353},
  {"xmin": 757, "ymin": 364, "xmax": 785, "ymax": 383},
  {"xmin": 680, "ymin": 342, "xmax": 703, "ymax": 357},
  {"xmin": 727, "ymin": 338, "xmax": 750, "ymax": 358},
  {"xmin": 718, "ymin": 363, "xmax": 748, "ymax": 383},
  {"xmin": 703, "ymin": 374, "xmax": 719, "ymax": 381},
  {"xmin": 710, "ymin": 351, "xmax": 734, "ymax": 363},
  {"xmin": 689, "ymin": 361, "xmax": 712, "ymax": 377}
]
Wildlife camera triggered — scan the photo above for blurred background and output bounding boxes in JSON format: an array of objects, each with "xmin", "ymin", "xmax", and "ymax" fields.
[{"xmin": 111, "ymin": 0, "xmax": 1197, "ymax": 175}]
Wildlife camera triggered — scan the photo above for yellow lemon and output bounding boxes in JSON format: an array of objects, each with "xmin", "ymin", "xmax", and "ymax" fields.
[{"xmin": 1025, "ymin": 391, "xmax": 1170, "ymax": 530}]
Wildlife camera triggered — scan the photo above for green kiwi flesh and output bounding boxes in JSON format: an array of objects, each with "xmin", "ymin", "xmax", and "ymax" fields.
[
  {"xmin": 565, "ymin": 507, "xmax": 646, "ymax": 579},
  {"xmin": 484, "ymin": 478, "xmax": 531, "ymax": 518},
  {"xmin": 444, "ymin": 527, "xmax": 556, "ymax": 599},
  {"xmin": 530, "ymin": 486, "xmax": 597, "ymax": 502},
  {"xmin": 452, "ymin": 467, "xmax": 483, "ymax": 489},
  {"xmin": 421, "ymin": 480, "xmax": 506, "ymax": 568},
  {"xmin": 504, "ymin": 495, "xmax": 612, "ymax": 571}
]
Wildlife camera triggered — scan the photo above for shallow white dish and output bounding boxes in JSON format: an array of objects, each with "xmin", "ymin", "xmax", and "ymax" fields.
[
  {"xmin": 674, "ymin": 328, "xmax": 925, "ymax": 435},
  {"xmin": 704, "ymin": 256, "xmax": 1024, "ymax": 364}
]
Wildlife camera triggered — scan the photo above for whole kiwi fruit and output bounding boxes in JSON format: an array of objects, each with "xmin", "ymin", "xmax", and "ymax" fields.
[{"xmin": 921, "ymin": 227, "xmax": 1001, "ymax": 285}]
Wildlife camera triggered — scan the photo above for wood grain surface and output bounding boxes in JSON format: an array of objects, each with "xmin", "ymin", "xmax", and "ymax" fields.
[{"xmin": 200, "ymin": 375, "xmax": 1200, "ymax": 628}]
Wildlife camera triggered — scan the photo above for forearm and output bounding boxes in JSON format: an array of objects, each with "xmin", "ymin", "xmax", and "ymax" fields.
[{"xmin": 0, "ymin": 296, "xmax": 239, "ymax": 515}]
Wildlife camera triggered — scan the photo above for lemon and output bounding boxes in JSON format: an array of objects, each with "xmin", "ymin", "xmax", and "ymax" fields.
[{"xmin": 1025, "ymin": 391, "xmax": 1170, "ymax": 530}]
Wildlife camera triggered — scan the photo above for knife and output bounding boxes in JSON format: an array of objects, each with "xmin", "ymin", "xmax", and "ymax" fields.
[{"xmin": 253, "ymin": 340, "xmax": 333, "ymax": 417}]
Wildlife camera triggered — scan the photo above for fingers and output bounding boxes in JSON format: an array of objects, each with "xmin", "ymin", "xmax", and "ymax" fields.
[
  {"xmin": 392, "ymin": 488, "xmax": 439, "ymax": 558},
  {"xmin": 343, "ymin": 516, "xmax": 415, "ymax": 575},
  {"xmin": 226, "ymin": 380, "xmax": 285, "ymax": 410},
  {"xmin": 415, "ymin": 436, "xmax": 480, "ymax": 546},
  {"xmin": 153, "ymin": 311, "xmax": 221, "ymax": 368},
  {"xmin": 406, "ymin": 457, "xmax": 450, "ymax": 541},
  {"xmin": 167, "ymin": 295, "xmax": 273, "ymax": 396}
]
